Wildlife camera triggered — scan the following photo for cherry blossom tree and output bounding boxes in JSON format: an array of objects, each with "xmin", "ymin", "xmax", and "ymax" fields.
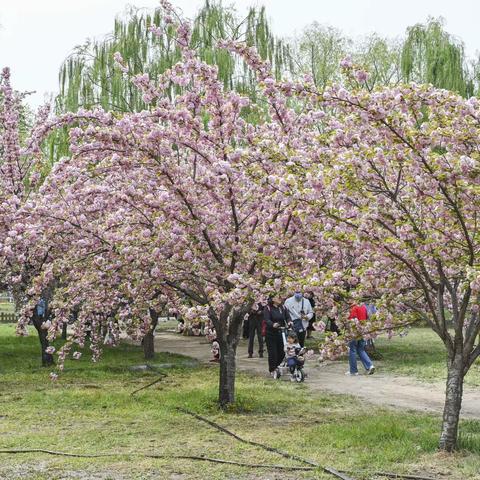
[
  {"xmin": 0, "ymin": 66, "xmax": 116, "ymax": 366},
  {"xmin": 325, "ymin": 82, "xmax": 480, "ymax": 452},
  {"xmin": 273, "ymin": 65, "xmax": 480, "ymax": 450},
  {"xmin": 226, "ymin": 41, "xmax": 480, "ymax": 449},
  {"xmin": 0, "ymin": 67, "xmax": 60, "ymax": 366},
  {"xmin": 19, "ymin": 2, "xmax": 327, "ymax": 407}
]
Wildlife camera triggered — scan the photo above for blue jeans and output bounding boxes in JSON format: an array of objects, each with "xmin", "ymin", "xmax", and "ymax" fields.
[{"xmin": 348, "ymin": 339, "xmax": 373, "ymax": 373}]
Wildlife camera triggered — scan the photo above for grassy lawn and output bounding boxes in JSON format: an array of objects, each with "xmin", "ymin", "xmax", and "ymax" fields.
[
  {"xmin": 0, "ymin": 324, "xmax": 479, "ymax": 480},
  {"xmin": 156, "ymin": 318, "xmax": 179, "ymax": 332},
  {"xmin": 305, "ymin": 327, "xmax": 480, "ymax": 387},
  {"xmin": 374, "ymin": 328, "xmax": 480, "ymax": 387}
]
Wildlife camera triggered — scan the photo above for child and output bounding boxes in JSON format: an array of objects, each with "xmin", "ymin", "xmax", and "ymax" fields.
[
  {"xmin": 210, "ymin": 339, "xmax": 220, "ymax": 363},
  {"xmin": 176, "ymin": 318, "xmax": 185, "ymax": 334},
  {"xmin": 284, "ymin": 332, "xmax": 305, "ymax": 379},
  {"xmin": 205, "ymin": 321, "xmax": 220, "ymax": 363},
  {"xmin": 190, "ymin": 321, "xmax": 202, "ymax": 336}
]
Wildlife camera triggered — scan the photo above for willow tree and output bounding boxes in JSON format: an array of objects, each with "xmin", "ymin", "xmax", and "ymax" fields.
[
  {"xmin": 354, "ymin": 34, "xmax": 403, "ymax": 89},
  {"xmin": 295, "ymin": 27, "xmax": 402, "ymax": 91},
  {"xmin": 56, "ymin": 1, "xmax": 290, "ymax": 114},
  {"xmin": 48, "ymin": 1, "xmax": 290, "ymax": 163},
  {"xmin": 294, "ymin": 23, "xmax": 349, "ymax": 90},
  {"xmin": 401, "ymin": 18, "xmax": 472, "ymax": 97}
]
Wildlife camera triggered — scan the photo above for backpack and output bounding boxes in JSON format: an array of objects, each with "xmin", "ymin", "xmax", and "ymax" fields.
[
  {"xmin": 261, "ymin": 305, "xmax": 271, "ymax": 337},
  {"xmin": 292, "ymin": 299, "xmax": 305, "ymax": 333},
  {"xmin": 261, "ymin": 318, "xmax": 267, "ymax": 337},
  {"xmin": 36, "ymin": 298, "xmax": 46, "ymax": 317}
]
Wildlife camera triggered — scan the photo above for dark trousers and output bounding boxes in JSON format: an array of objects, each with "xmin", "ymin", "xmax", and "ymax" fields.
[
  {"xmin": 327, "ymin": 318, "xmax": 340, "ymax": 335},
  {"xmin": 297, "ymin": 330, "xmax": 306, "ymax": 347},
  {"xmin": 265, "ymin": 333, "xmax": 284, "ymax": 372},
  {"xmin": 248, "ymin": 317, "xmax": 264, "ymax": 355}
]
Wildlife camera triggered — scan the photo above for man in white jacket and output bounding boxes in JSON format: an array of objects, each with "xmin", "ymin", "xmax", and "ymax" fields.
[{"xmin": 284, "ymin": 291, "xmax": 313, "ymax": 347}]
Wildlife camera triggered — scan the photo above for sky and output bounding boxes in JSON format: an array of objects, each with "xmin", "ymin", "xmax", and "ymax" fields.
[{"xmin": 1, "ymin": 0, "xmax": 480, "ymax": 107}]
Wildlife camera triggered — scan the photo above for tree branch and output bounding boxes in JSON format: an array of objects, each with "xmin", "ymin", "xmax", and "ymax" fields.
[{"xmin": 177, "ymin": 407, "xmax": 357, "ymax": 480}]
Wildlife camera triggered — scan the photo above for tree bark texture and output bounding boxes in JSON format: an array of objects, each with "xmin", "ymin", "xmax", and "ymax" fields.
[
  {"xmin": 143, "ymin": 308, "xmax": 159, "ymax": 360},
  {"xmin": 439, "ymin": 351, "xmax": 465, "ymax": 451}
]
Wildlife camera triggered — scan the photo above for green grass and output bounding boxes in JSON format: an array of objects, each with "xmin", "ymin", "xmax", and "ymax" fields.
[
  {"xmin": 305, "ymin": 327, "xmax": 480, "ymax": 387},
  {"xmin": 374, "ymin": 328, "xmax": 480, "ymax": 387},
  {"xmin": 0, "ymin": 324, "xmax": 479, "ymax": 479},
  {"xmin": 156, "ymin": 318, "xmax": 179, "ymax": 332}
]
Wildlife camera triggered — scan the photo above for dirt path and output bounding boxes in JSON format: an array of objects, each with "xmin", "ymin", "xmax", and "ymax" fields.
[{"xmin": 154, "ymin": 331, "xmax": 480, "ymax": 419}]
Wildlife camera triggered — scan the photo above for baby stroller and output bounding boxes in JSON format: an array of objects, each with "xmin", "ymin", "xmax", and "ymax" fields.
[{"xmin": 274, "ymin": 327, "xmax": 306, "ymax": 383}]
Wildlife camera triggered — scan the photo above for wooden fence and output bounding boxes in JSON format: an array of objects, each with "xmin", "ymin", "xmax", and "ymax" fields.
[{"xmin": 0, "ymin": 312, "xmax": 17, "ymax": 323}]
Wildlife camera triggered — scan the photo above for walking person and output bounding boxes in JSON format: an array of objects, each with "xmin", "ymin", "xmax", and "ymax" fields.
[
  {"xmin": 247, "ymin": 305, "xmax": 264, "ymax": 358},
  {"xmin": 264, "ymin": 296, "xmax": 290, "ymax": 378},
  {"xmin": 326, "ymin": 316, "xmax": 341, "ymax": 335},
  {"xmin": 327, "ymin": 294, "xmax": 341, "ymax": 335},
  {"xmin": 346, "ymin": 300, "xmax": 375, "ymax": 376},
  {"xmin": 284, "ymin": 290, "xmax": 313, "ymax": 347},
  {"xmin": 305, "ymin": 291, "xmax": 316, "ymax": 339}
]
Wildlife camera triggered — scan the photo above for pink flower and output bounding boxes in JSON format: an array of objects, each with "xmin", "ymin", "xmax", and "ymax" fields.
[
  {"xmin": 340, "ymin": 57, "xmax": 353, "ymax": 69},
  {"xmin": 354, "ymin": 70, "xmax": 369, "ymax": 83}
]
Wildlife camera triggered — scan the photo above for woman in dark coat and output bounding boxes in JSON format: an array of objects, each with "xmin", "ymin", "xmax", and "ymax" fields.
[{"xmin": 263, "ymin": 296, "xmax": 291, "ymax": 378}]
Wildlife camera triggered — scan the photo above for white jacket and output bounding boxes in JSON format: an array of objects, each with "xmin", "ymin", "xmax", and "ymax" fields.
[{"xmin": 284, "ymin": 296, "xmax": 313, "ymax": 331}]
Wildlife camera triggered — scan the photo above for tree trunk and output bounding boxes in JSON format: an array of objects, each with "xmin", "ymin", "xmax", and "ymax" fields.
[
  {"xmin": 439, "ymin": 352, "xmax": 465, "ymax": 451},
  {"xmin": 143, "ymin": 330, "xmax": 155, "ymax": 360},
  {"xmin": 218, "ymin": 338, "xmax": 237, "ymax": 407},
  {"xmin": 61, "ymin": 321, "xmax": 67, "ymax": 340},
  {"xmin": 210, "ymin": 304, "xmax": 250, "ymax": 408},
  {"xmin": 32, "ymin": 315, "xmax": 54, "ymax": 367},
  {"xmin": 143, "ymin": 308, "xmax": 159, "ymax": 360}
]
